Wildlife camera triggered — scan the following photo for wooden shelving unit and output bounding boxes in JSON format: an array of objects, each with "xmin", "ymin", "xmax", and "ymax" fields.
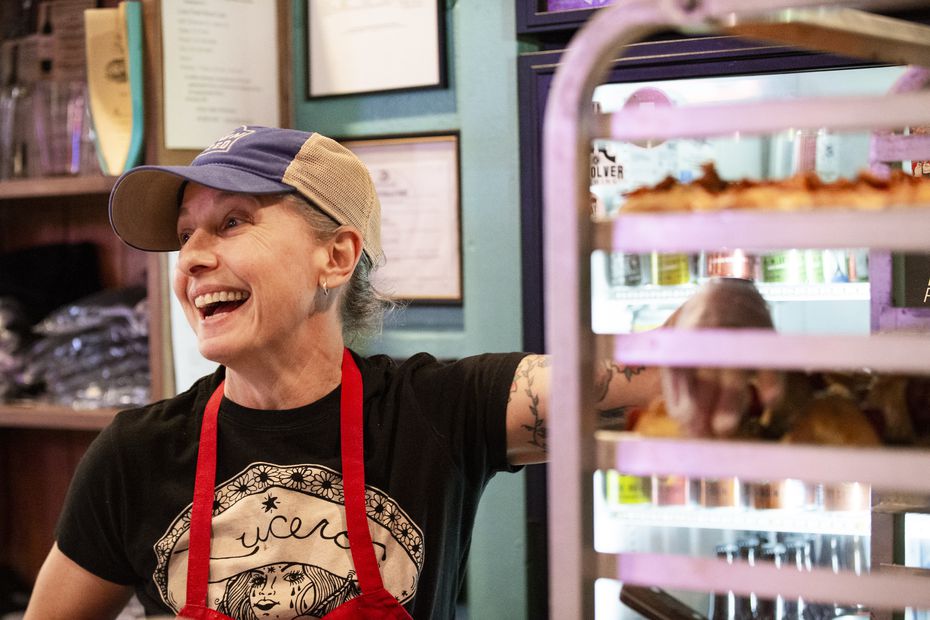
[
  {"xmin": 0, "ymin": 403, "xmax": 119, "ymax": 431},
  {"xmin": 0, "ymin": 175, "xmax": 115, "ymax": 200}
]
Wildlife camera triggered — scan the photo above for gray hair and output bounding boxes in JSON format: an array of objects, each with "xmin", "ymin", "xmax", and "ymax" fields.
[{"xmin": 279, "ymin": 193, "xmax": 396, "ymax": 341}]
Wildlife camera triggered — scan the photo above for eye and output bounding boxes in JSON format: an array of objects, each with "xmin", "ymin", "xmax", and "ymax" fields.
[
  {"xmin": 223, "ymin": 216, "xmax": 241, "ymax": 230},
  {"xmin": 283, "ymin": 570, "xmax": 305, "ymax": 584},
  {"xmin": 178, "ymin": 230, "xmax": 192, "ymax": 246},
  {"xmin": 249, "ymin": 573, "xmax": 266, "ymax": 588}
]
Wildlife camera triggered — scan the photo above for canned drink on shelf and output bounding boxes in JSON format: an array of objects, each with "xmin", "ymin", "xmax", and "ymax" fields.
[
  {"xmin": 820, "ymin": 482, "xmax": 871, "ymax": 511},
  {"xmin": 745, "ymin": 480, "xmax": 779, "ymax": 509},
  {"xmin": 804, "ymin": 250, "xmax": 825, "ymax": 283},
  {"xmin": 604, "ymin": 470, "xmax": 651, "ymax": 506},
  {"xmin": 762, "ymin": 250, "xmax": 806, "ymax": 283},
  {"xmin": 824, "ymin": 249, "xmax": 850, "ymax": 282},
  {"xmin": 651, "ymin": 474, "xmax": 694, "ymax": 506},
  {"xmin": 700, "ymin": 477, "xmax": 741, "ymax": 508},
  {"xmin": 607, "ymin": 252, "xmax": 643, "ymax": 287},
  {"xmin": 650, "ymin": 252, "xmax": 692, "ymax": 286},
  {"xmin": 848, "ymin": 249, "xmax": 869, "ymax": 282},
  {"xmin": 704, "ymin": 250, "xmax": 756, "ymax": 280},
  {"xmin": 638, "ymin": 253, "xmax": 654, "ymax": 285},
  {"xmin": 617, "ymin": 473, "xmax": 651, "ymax": 505}
]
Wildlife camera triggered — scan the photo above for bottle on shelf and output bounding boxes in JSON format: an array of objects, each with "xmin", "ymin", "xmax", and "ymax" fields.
[
  {"xmin": 781, "ymin": 537, "xmax": 812, "ymax": 620},
  {"xmin": 650, "ymin": 252, "xmax": 693, "ymax": 286},
  {"xmin": 756, "ymin": 542, "xmax": 786, "ymax": 619},
  {"xmin": 734, "ymin": 537, "xmax": 761, "ymax": 620},
  {"xmin": 710, "ymin": 543, "xmax": 738, "ymax": 620}
]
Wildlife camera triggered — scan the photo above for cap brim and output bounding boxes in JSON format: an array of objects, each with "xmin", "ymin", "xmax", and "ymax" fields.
[{"xmin": 109, "ymin": 164, "xmax": 295, "ymax": 252}]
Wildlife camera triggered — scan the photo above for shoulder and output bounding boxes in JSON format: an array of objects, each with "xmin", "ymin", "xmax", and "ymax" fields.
[
  {"xmin": 105, "ymin": 368, "xmax": 223, "ymax": 442},
  {"xmin": 357, "ymin": 351, "xmax": 528, "ymax": 385},
  {"xmin": 355, "ymin": 351, "xmax": 528, "ymax": 409}
]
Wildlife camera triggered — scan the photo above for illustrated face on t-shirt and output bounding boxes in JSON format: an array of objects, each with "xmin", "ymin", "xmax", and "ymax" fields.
[
  {"xmin": 151, "ymin": 462, "xmax": 424, "ymax": 617},
  {"xmin": 218, "ymin": 561, "xmax": 359, "ymax": 619}
]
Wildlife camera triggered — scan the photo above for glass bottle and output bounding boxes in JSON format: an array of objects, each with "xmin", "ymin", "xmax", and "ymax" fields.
[
  {"xmin": 756, "ymin": 542, "xmax": 786, "ymax": 619},
  {"xmin": 710, "ymin": 543, "xmax": 738, "ymax": 620},
  {"xmin": 734, "ymin": 537, "xmax": 761, "ymax": 620}
]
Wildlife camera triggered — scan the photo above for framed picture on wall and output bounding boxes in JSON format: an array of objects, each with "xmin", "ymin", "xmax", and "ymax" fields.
[
  {"xmin": 306, "ymin": 0, "xmax": 447, "ymax": 98},
  {"xmin": 516, "ymin": 0, "xmax": 614, "ymax": 34},
  {"xmin": 341, "ymin": 134, "xmax": 462, "ymax": 303}
]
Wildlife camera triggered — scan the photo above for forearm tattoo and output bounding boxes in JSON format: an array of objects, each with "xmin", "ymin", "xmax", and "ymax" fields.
[
  {"xmin": 595, "ymin": 361, "xmax": 646, "ymax": 404},
  {"xmin": 510, "ymin": 355, "xmax": 550, "ymax": 450}
]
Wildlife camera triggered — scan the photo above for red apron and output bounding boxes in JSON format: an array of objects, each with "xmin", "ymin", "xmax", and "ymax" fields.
[{"xmin": 177, "ymin": 349, "xmax": 413, "ymax": 620}]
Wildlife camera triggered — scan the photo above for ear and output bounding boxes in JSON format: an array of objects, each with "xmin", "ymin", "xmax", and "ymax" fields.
[{"xmin": 321, "ymin": 226, "xmax": 364, "ymax": 288}]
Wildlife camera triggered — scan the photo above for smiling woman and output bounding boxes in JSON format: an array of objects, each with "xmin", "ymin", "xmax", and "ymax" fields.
[{"xmin": 22, "ymin": 126, "xmax": 549, "ymax": 620}]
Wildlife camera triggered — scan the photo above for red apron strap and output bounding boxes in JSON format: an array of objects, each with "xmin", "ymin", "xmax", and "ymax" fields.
[
  {"xmin": 185, "ymin": 381, "xmax": 225, "ymax": 609},
  {"xmin": 340, "ymin": 348, "xmax": 386, "ymax": 595}
]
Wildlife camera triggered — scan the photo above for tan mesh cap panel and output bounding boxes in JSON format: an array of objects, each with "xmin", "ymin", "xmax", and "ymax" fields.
[{"xmin": 282, "ymin": 134, "xmax": 383, "ymax": 263}]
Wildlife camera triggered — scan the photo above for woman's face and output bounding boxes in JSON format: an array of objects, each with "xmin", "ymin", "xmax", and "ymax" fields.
[
  {"xmin": 247, "ymin": 563, "xmax": 310, "ymax": 619},
  {"xmin": 172, "ymin": 184, "xmax": 327, "ymax": 366}
]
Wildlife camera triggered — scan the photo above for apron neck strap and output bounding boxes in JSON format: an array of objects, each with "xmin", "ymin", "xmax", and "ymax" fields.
[
  {"xmin": 186, "ymin": 380, "xmax": 225, "ymax": 609},
  {"xmin": 339, "ymin": 347, "xmax": 386, "ymax": 594}
]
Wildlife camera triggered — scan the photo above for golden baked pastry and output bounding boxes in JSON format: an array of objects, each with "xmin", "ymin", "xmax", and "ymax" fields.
[
  {"xmin": 621, "ymin": 163, "xmax": 930, "ymax": 213},
  {"xmin": 632, "ymin": 397, "xmax": 683, "ymax": 438},
  {"xmin": 782, "ymin": 393, "xmax": 881, "ymax": 446}
]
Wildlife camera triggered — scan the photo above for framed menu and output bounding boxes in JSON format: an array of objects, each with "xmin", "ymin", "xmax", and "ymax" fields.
[
  {"xmin": 342, "ymin": 134, "xmax": 462, "ymax": 303},
  {"xmin": 142, "ymin": 0, "xmax": 293, "ymax": 165}
]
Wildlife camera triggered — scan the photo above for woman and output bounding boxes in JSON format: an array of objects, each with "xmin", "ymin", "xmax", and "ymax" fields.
[{"xmin": 23, "ymin": 126, "xmax": 771, "ymax": 619}]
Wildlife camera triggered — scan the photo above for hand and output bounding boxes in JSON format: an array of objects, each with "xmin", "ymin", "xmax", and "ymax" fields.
[{"xmin": 659, "ymin": 278, "xmax": 785, "ymax": 438}]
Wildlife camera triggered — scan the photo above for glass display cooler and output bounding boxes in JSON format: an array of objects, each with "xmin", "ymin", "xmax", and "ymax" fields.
[{"xmin": 536, "ymin": 1, "xmax": 930, "ymax": 618}]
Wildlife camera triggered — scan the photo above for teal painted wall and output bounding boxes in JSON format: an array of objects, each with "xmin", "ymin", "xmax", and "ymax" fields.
[{"xmin": 291, "ymin": 2, "xmax": 530, "ymax": 618}]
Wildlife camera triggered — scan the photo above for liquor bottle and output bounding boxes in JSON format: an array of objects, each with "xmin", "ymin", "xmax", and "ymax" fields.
[
  {"xmin": 782, "ymin": 538, "xmax": 812, "ymax": 620},
  {"xmin": 734, "ymin": 537, "xmax": 761, "ymax": 620},
  {"xmin": 710, "ymin": 543, "xmax": 738, "ymax": 620},
  {"xmin": 756, "ymin": 542, "xmax": 786, "ymax": 619}
]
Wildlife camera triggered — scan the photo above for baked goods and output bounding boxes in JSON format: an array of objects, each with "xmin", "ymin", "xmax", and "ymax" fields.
[
  {"xmin": 621, "ymin": 162, "xmax": 930, "ymax": 213},
  {"xmin": 630, "ymin": 397, "xmax": 683, "ymax": 438},
  {"xmin": 782, "ymin": 393, "xmax": 881, "ymax": 446}
]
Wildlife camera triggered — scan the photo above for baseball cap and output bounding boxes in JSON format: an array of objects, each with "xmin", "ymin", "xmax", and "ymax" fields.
[{"xmin": 108, "ymin": 126, "xmax": 383, "ymax": 262}]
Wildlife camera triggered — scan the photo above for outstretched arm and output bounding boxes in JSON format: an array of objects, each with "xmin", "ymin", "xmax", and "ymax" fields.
[{"xmin": 504, "ymin": 278, "xmax": 784, "ymax": 465}]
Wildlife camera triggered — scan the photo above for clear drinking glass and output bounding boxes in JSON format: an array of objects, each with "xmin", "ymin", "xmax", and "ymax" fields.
[{"xmin": 31, "ymin": 79, "xmax": 97, "ymax": 176}]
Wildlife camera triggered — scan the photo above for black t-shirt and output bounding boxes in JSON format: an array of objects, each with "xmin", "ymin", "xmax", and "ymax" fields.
[{"xmin": 56, "ymin": 350, "xmax": 525, "ymax": 619}]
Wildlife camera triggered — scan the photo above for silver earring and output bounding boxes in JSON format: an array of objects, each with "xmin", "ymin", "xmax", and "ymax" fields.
[{"xmin": 321, "ymin": 280, "xmax": 329, "ymax": 296}]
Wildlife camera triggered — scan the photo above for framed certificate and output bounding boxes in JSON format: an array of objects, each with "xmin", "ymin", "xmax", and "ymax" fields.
[
  {"xmin": 306, "ymin": 0, "xmax": 446, "ymax": 98},
  {"xmin": 342, "ymin": 134, "xmax": 462, "ymax": 303}
]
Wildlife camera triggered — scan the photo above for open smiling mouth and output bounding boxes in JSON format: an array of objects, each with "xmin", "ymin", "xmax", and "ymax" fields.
[{"xmin": 194, "ymin": 291, "xmax": 250, "ymax": 319}]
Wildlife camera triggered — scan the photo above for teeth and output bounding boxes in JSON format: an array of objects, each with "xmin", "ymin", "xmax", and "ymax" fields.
[{"xmin": 194, "ymin": 290, "xmax": 249, "ymax": 308}]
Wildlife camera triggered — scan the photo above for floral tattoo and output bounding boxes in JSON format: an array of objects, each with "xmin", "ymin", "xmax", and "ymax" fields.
[
  {"xmin": 510, "ymin": 355, "xmax": 550, "ymax": 450},
  {"xmin": 595, "ymin": 361, "xmax": 646, "ymax": 403}
]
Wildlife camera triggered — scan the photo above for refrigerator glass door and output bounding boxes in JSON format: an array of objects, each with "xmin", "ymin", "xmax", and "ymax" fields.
[{"xmin": 590, "ymin": 64, "xmax": 915, "ymax": 620}]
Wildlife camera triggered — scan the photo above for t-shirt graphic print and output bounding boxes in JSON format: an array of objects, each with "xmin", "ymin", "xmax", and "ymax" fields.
[{"xmin": 152, "ymin": 462, "xmax": 423, "ymax": 619}]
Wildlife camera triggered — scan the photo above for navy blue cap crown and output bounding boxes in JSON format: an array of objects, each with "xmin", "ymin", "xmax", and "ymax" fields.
[{"xmin": 108, "ymin": 126, "xmax": 383, "ymax": 261}]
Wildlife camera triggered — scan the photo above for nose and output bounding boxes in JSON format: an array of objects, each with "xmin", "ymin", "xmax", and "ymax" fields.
[
  {"xmin": 176, "ymin": 229, "xmax": 219, "ymax": 276},
  {"xmin": 261, "ymin": 574, "xmax": 278, "ymax": 595}
]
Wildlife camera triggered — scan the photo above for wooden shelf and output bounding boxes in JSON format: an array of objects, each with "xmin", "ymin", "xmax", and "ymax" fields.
[
  {"xmin": 0, "ymin": 175, "xmax": 116, "ymax": 201},
  {"xmin": 0, "ymin": 402, "xmax": 119, "ymax": 430}
]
